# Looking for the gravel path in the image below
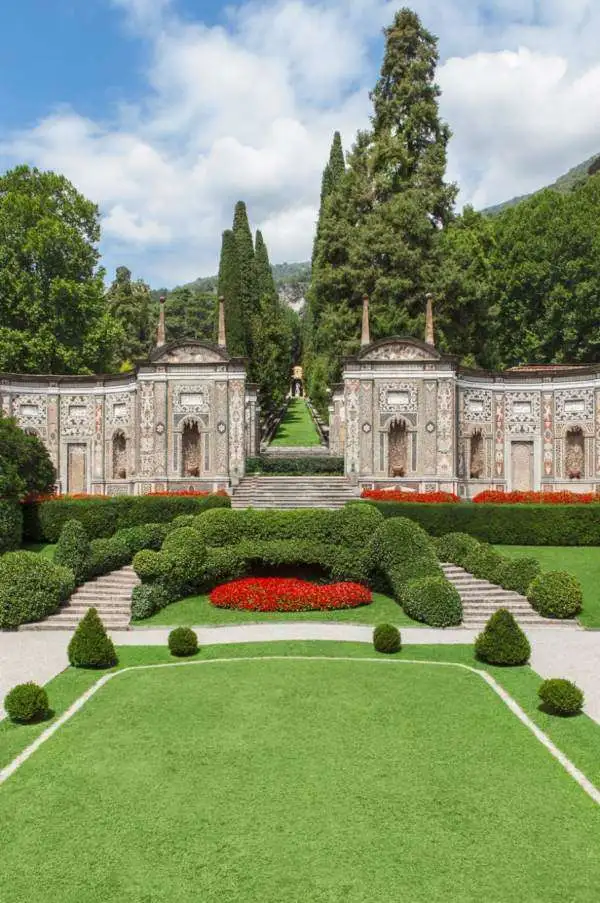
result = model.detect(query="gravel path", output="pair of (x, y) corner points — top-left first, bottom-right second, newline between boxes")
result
(3, 623), (599, 723)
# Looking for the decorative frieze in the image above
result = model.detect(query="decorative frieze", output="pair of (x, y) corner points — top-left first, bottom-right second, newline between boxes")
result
(505, 392), (540, 434)
(494, 394), (505, 477)
(436, 381), (453, 476)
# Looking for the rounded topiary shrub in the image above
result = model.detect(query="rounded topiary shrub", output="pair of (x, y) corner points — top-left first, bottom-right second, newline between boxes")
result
(88, 534), (131, 578)
(131, 584), (174, 620)
(538, 678), (584, 716)
(336, 503), (384, 549)
(54, 519), (91, 584)
(0, 551), (75, 629)
(68, 607), (118, 669)
(133, 549), (167, 582)
(373, 624), (401, 654)
(168, 627), (199, 657)
(527, 572), (583, 619)
(474, 608), (531, 666)
(369, 517), (440, 592)
(402, 576), (463, 627)
(498, 557), (541, 596)
(463, 544), (504, 584)
(434, 532), (480, 567)
(4, 682), (49, 723)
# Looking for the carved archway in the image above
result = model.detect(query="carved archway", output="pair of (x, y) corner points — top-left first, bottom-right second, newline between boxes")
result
(112, 430), (127, 479)
(565, 426), (585, 479)
(182, 419), (202, 477)
(388, 418), (408, 477)
(469, 430), (484, 479)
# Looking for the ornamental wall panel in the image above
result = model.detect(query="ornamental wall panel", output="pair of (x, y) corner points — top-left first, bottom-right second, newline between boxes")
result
(435, 381), (453, 476)
(423, 381), (437, 473)
(345, 380), (360, 475)
(359, 381), (373, 473)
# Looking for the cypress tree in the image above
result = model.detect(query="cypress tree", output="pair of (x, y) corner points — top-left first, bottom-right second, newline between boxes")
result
(254, 230), (278, 305)
(232, 201), (259, 358)
(217, 229), (245, 356)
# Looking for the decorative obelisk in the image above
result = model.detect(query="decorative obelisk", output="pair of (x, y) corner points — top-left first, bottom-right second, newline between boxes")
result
(217, 296), (227, 348)
(361, 294), (371, 347)
(425, 293), (435, 347)
(156, 295), (166, 348)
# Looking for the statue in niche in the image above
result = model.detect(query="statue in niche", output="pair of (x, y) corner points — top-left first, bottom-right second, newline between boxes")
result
(565, 427), (584, 479)
(469, 431), (484, 479)
(389, 420), (408, 477)
(182, 421), (201, 477)
(112, 431), (127, 480)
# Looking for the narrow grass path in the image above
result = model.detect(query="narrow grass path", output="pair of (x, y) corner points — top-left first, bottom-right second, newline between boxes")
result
(496, 545), (600, 627)
(270, 397), (322, 446)
(1, 648), (599, 903)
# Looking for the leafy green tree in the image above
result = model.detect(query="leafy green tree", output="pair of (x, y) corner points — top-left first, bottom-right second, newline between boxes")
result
(106, 266), (153, 363)
(163, 286), (217, 345)
(217, 229), (245, 356)
(0, 165), (122, 374)
(0, 413), (55, 499)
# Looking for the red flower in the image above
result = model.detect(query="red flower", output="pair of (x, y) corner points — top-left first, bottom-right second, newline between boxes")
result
(361, 489), (459, 503)
(209, 577), (372, 612)
(472, 490), (600, 504)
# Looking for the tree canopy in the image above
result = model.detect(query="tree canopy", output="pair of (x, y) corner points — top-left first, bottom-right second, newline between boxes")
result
(0, 413), (55, 500)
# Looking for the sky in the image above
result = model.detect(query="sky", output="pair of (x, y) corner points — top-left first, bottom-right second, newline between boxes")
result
(2, 0), (600, 287)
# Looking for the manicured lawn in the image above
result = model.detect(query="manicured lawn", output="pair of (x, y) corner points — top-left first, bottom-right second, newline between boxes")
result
(270, 397), (322, 446)
(136, 591), (422, 627)
(1, 644), (599, 902)
(496, 545), (600, 628)
(21, 542), (55, 559)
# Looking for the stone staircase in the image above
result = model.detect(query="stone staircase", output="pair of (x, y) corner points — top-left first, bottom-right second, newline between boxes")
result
(441, 563), (575, 629)
(20, 565), (139, 631)
(232, 476), (360, 509)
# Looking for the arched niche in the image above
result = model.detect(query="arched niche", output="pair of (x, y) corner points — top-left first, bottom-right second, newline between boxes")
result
(388, 418), (408, 477)
(565, 426), (585, 479)
(181, 419), (202, 477)
(469, 429), (485, 479)
(112, 430), (128, 479)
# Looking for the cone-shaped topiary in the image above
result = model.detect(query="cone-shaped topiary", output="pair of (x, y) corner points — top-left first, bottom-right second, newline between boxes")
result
(54, 519), (90, 584)
(68, 607), (118, 669)
(168, 627), (199, 657)
(373, 623), (401, 654)
(538, 678), (584, 716)
(4, 682), (49, 723)
(474, 608), (531, 666)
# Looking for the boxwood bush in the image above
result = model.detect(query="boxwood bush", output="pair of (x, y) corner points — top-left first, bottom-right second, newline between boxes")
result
(527, 572), (583, 618)
(434, 532), (480, 567)
(54, 519), (91, 584)
(168, 626), (199, 657)
(0, 551), (74, 629)
(246, 455), (344, 475)
(368, 517), (441, 595)
(498, 557), (541, 596)
(538, 678), (584, 716)
(373, 624), (401, 654)
(474, 609), (531, 666)
(462, 544), (505, 584)
(131, 583), (175, 620)
(402, 576), (463, 627)
(0, 500), (23, 554)
(67, 607), (117, 669)
(4, 682), (49, 723)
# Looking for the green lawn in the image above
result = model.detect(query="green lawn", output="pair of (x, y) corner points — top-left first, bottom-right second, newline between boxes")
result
(21, 542), (55, 559)
(136, 591), (422, 627)
(270, 397), (322, 446)
(1, 643), (599, 902)
(496, 545), (600, 628)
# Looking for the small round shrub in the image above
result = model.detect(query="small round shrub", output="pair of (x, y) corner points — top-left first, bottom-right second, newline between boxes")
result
(131, 584), (174, 620)
(0, 552), (75, 628)
(538, 678), (584, 716)
(498, 557), (541, 596)
(474, 609), (531, 666)
(54, 519), (91, 584)
(527, 572), (583, 619)
(434, 532), (480, 567)
(373, 624), (401, 654)
(463, 544), (504, 584)
(133, 549), (167, 582)
(168, 627), (199, 657)
(402, 576), (463, 627)
(68, 607), (118, 669)
(170, 514), (196, 530)
(4, 682), (49, 723)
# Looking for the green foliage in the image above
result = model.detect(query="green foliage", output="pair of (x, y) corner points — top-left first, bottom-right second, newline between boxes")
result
(245, 456), (344, 475)
(54, 519), (91, 584)
(474, 609), (531, 666)
(373, 623), (401, 654)
(364, 500), (600, 546)
(336, 503), (385, 549)
(88, 535), (131, 578)
(0, 165), (122, 374)
(168, 627), (199, 657)
(0, 412), (55, 501)
(0, 551), (74, 628)
(133, 549), (166, 582)
(538, 678), (584, 716)
(463, 544), (505, 584)
(131, 583), (174, 620)
(217, 229), (245, 356)
(434, 532), (481, 567)
(204, 547), (246, 586)
(498, 557), (541, 596)
(161, 285), (217, 346)
(67, 607), (117, 669)
(0, 500), (23, 554)
(4, 682), (49, 724)
(233, 201), (259, 359)
(368, 516), (441, 596)
(527, 572), (583, 619)
(402, 576), (463, 627)
(106, 266), (153, 363)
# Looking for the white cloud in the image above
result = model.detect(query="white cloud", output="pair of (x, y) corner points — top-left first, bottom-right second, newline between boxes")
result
(2, 0), (600, 285)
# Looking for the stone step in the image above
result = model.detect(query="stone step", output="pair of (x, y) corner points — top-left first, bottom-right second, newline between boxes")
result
(72, 586), (135, 597)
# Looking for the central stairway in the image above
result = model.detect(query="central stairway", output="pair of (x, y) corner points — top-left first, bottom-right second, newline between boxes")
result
(232, 476), (360, 509)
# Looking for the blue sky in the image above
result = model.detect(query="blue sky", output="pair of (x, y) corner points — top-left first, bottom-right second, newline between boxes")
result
(1, 1), (600, 287)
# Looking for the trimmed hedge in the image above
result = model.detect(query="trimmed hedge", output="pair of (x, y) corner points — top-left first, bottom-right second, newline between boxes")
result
(402, 576), (463, 627)
(364, 500), (600, 546)
(246, 456), (344, 475)
(373, 624), (401, 654)
(4, 682), (49, 723)
(434, 532), (480, 568)
(368, 517), (441, 598)
(0, 500), (22, 554)
(498, 557), (541, 596)
(23, 493), (230, 543)
(0, 551), (74, 629)
(474, 609), (531, 666)
(54, 519), (90, 584)
(463, 544), (505, 584)
(538, 678), (584, 716)
(168, 627), (198, 657)
(527, 572), (583, 619)
(68, 607), (117, 668)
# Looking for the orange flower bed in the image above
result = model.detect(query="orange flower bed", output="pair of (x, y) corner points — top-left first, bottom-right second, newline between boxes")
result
(361, 489), (460, 503)
(145, 490), (229, 497)
(209, 577), (372, 612)
(473, 490), (600, 504)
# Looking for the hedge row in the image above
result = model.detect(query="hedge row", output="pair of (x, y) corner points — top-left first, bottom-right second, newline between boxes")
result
(23, 493), (230, 543)
(245, 456), (344, 475)
(365, 501), (600, 546)
(0, 500), (23, 554)
(0, 551), (74, 629)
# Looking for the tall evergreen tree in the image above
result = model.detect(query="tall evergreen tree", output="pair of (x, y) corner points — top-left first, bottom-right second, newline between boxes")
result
(106, 266), (153, 364)
(254, 230), (278, 305)
(232, 201), (258, 358)
(217, 229), (245, 356)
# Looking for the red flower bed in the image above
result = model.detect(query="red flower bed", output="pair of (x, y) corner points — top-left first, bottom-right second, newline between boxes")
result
(473, 490), (600, 504)
(145, 490), (229, 497)
(361, 489), (459, 503)
(209, 577), (372, 612)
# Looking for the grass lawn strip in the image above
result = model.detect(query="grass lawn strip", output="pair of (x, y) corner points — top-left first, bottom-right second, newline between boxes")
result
(495, 545), (600, 627)
(270, 397), (322, 446)
(1, 653), (599, 902)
